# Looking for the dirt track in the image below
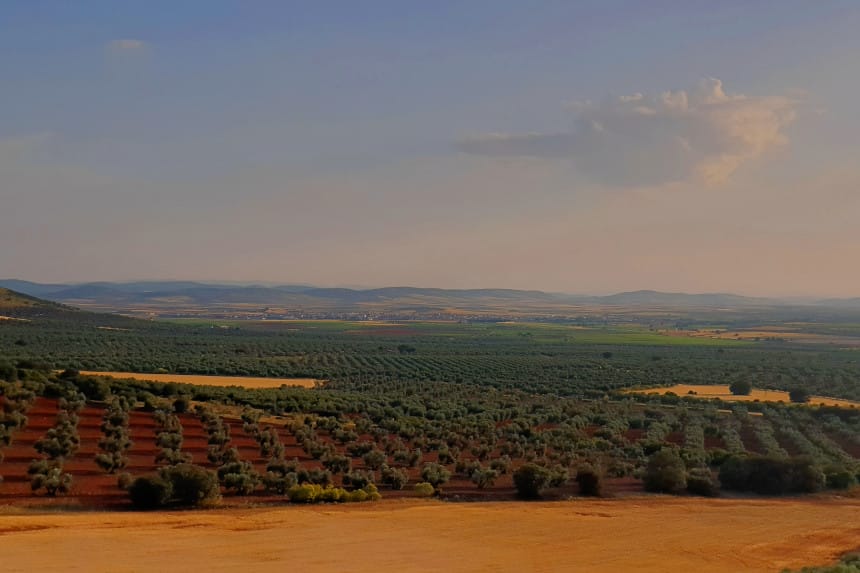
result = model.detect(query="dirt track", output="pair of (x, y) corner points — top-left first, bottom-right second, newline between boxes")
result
(2, 497), (858, 572)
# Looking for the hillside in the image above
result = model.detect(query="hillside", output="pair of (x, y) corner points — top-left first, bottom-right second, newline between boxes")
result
(0, 288), (68, 314)
(0, 280), (779, 314)
(6, 280), (860, 322)
(0, 287), (143, 328)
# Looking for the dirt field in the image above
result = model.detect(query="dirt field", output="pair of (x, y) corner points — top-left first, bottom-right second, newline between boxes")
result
(77, 371), (320, 389)
(629, 384), (860, 408)
(1, 497), (858, 572)
(667, 328), (860, 347)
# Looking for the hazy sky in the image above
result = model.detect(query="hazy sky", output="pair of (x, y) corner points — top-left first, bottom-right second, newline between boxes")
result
(2, 1), (860, 296)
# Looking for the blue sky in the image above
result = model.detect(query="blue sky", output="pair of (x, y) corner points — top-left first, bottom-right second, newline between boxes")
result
(2, 2), (859, 295)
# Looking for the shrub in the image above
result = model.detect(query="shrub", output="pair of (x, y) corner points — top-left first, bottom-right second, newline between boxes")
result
(217, 461), (259, 495)
(393, 448), (422, 468)
(305, 468), (333, 487)
(548, 465), (569, 487)
(789, 388), (811, 404)
(158, 463), (221, 506)
(72, 376), (111, 401)
(286, 483), (380, 504)
(287, 483), (320, 503)
(489, 456), (512, 475)
(414, 482), (435, 497)
(686, 468), (718, 497)
(707, 448), (731, 467)
(117, 472), (133, 490)
(322, 454), (351, 474)
(173, 396), (190, 414)
(729, 380), (752, 396)
(380, 465), (409, 490)
(421, 463), (451, 488)
(513, 463), (552, 499)
(644, 449), (687, 494)
(824, 465), (857, 490)
(471, 467), (499, 489)
(129, 475), (172, 509)
(719, 455), (825, 495)
(343, 470), (374, 490)
(263, 470), (298, 495)
(362, 449), (387, 471)
(31, 466), (73, 496)
(575, 464), (604, 497)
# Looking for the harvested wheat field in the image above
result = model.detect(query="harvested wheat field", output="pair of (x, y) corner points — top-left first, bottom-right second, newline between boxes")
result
(77, 371), (320, 389)
(629, 384), (860, 408)
(2, 498), (859, 573)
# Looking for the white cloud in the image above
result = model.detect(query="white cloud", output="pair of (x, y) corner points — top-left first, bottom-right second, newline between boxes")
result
(459, 78), (799, 186)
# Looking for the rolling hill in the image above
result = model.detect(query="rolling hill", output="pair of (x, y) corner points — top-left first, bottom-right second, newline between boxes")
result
(3, 280), (860, 320)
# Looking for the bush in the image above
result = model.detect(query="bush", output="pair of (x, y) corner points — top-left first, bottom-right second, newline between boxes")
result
(789, 388), (811, 404)
(286, 483), (381, 504)
(414, 482), (435, 497)
(129, 475), (172, 509)
(362, 449), (387, 470)
(322, 454), (351, 474)
(380, 465), (409, 490)
(513, 463), (552, 499)
(288, 483), (321, 503)
(217, 461), (259, 495)
(729, 380), (752, 396)
(824, 465), (857, 490)
(130, 464), (221, 508)
(471, 467), (499, 489)
(686, 468), (718, 497)
(719, 455), (825, 495)
(421, 463), (451, 488)
(31, 466), (73, 496)
(343, 470), (374, 490)
(117, 472), (133, 490)
(173, 396), (191, 414)
(72, 376), (111, 401)
(575, 464), (604, 497)
(644, 449), (687, 494)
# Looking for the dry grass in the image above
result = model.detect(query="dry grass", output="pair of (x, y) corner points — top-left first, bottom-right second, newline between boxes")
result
(77, 371), (320, 389)
(1, 498), (858, 572)
(628, 384), (860, 408)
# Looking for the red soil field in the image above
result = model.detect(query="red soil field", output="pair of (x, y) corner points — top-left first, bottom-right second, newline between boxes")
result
(1, 397), (857, 509)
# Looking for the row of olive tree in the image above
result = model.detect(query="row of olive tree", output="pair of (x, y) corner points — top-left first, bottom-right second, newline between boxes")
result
(0, 380), (36, 486)
(96, 396), (133, 473)
(28, 393), (85, 496)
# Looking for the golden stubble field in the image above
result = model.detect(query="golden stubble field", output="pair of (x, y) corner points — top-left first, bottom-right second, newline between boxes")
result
(629, 384), (860, 408)
(77, 371), (320, 389)
(2, 497), (858, 573)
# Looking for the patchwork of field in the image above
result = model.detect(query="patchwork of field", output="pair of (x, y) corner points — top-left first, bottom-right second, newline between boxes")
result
(2, 498), (859, 573)
(671, 327), (860, 347)
(628, 384), (860, 408)
(77, 372), (320, 389)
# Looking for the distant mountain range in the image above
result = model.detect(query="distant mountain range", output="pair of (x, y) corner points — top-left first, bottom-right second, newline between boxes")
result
(2, 280), (857, 315)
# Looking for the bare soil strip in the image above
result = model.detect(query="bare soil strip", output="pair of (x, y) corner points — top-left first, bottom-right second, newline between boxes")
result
(77, 371), (319, 389)
(628, 384), (860, 408)
(2, 498), (859, 573)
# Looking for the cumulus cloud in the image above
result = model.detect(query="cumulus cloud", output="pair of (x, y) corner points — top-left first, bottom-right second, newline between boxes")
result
(107, 39), (147, 52)
(459, 78), (798, 186)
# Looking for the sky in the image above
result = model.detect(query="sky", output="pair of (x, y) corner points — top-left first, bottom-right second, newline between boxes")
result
(2, 1), (860, 296)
